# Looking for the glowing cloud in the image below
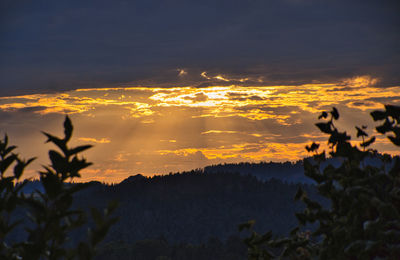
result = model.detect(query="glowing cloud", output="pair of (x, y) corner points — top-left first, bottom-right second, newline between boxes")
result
(78, 137), (111, 144)
(200, 71), (211, 79)
(0, 75), (399, 182)
(177, 69), (187, 76)
(201, 130), (238, 135)
(214, 75), (230, 82)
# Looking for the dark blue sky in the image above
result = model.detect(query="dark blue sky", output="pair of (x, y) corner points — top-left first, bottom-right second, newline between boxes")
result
(1, 0), (399, 96)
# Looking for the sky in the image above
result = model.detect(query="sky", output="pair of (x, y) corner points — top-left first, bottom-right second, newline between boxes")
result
(0, 0), (399, 182)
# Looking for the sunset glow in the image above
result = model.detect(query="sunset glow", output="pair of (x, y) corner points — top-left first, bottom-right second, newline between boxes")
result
(0, 76), (399, 182)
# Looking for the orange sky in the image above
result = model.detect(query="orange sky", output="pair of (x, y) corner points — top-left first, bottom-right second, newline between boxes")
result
(0, 75), (399, 183)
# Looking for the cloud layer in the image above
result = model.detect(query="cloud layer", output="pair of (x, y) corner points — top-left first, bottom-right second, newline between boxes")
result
(1, 0), (399, 96)
(0, 76), (399, 182)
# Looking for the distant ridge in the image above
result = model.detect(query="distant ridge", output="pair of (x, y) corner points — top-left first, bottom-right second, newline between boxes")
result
(75, 169), (320, 244)
(11, 168), (325, 245)
(115, 161), (309, 185)
(203, 161), (308, 183)
(201, 154), (395, 184)
(119, 174), (146, 185)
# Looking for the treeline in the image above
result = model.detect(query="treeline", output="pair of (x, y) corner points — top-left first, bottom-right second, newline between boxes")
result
(204, 161), (307, 183)
(203, 156), (389, 183)
(72, 170), (324, 244)
(11, 168), (325, 258)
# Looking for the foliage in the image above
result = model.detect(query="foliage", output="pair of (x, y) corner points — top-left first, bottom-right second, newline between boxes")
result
(0, 116), (118, 259)
(242, 105), (400, 259)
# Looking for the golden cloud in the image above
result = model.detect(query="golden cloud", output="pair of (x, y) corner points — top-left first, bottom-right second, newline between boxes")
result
(1, 76), (398, 123)
(78, 137), (111, 144)
(1, 75), (400, 183)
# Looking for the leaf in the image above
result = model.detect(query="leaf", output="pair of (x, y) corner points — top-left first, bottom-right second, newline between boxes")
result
(4, 145), (17, 157)
(328, 130), (351, 145)
(64, 116), (73, 142)
(360, 136), (375, 148)
(331, 107), (339, 120)
(376, 119), (392, 134)
(68, 145), (92, 156)
(388, 135), (400, 146)
(315, 122), (332, 134)
(0, 154), (17, 173)
(13, 160), (25, 179)
(68, 156), (92, 178)
(385, 105), (400, 119)
(370, 110), (386, 121)
(318, 111), (328, 119)
(306, 142), (319, 152)
(14, 157), (36, 179)
(355, 126), (368, 137)
(0, 134), (9, 150)
(42, 132), (67, 154)
(49, 150), (67, 174)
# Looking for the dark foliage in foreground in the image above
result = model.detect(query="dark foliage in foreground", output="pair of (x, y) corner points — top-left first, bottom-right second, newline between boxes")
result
(0, 117), (117, 259)
(242, 105), (400, 259)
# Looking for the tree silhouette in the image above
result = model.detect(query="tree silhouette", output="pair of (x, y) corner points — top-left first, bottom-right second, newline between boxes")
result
(0, 116), (118, 259)
(241, 105), (400, 259)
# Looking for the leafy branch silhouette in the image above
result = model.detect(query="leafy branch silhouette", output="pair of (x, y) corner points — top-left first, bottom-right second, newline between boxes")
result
(0, 116), (118, 259)
(241, 105), (400, 259)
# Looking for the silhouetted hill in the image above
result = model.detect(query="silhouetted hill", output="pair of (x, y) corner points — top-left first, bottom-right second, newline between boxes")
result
(203, 155), (394, 184)
(15, 157), (389, 245)
(119, 174), (146, 185)
(10, 163), (329, 259)
(73, 170), (323, 245)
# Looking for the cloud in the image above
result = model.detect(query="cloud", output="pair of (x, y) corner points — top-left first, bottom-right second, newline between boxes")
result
(1, 78), (400, 182)
(200, 72), (211, 80)
(177, 69), (187, 77)
(78, 137), (111, 144)
(201, 130), (238, 135)
(183, 92), (208, 102)
(214, 75), (230, 82)
(0, 1), (399, 96)
(342, 76), (379, 88)
(1, 78), (398, 122)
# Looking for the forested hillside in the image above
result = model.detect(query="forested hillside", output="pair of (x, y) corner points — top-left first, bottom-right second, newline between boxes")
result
(204, 161), (306, 183)
(73, 170), (323, 244)
(9, 167), (319, 259)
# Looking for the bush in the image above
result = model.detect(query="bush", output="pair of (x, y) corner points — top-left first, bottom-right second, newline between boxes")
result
(241, 105), (400, 259)
(0, 116), (118, 259)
